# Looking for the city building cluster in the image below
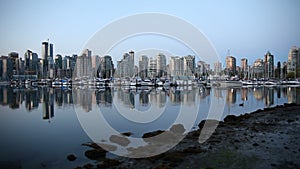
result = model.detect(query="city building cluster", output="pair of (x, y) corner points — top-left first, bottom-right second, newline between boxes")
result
(0, 40), (299, 82)
(215, 47), (300, 80)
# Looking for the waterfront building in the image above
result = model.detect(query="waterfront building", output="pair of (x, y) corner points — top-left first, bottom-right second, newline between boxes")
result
(214, 61), (222, 76)
(99, 55), (114, 78)
(241, 58), (248, 79)
(225, 56), (236, 76)
(8, 52), (19, 76)
(287, 46), (300, 78)
(24, 50), (39, 76)
(252, 58), (264, 79)
(139, 55), (149, 79)
(41, 41), (54, 78)
(196, 61), (207, 77)
(264, 51), (274, 79)
(156, 53), (167, 77)
(183, 55), (195, 76)
(169, 56), (183, 77)
(0, 56), (13, 81)
(148, 57), (157, 78)
(115, 51), (135, 78)
(76, 49), (92, 78)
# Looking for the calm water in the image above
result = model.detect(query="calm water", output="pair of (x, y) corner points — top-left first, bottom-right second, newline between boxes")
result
(0, 85), (299, 168)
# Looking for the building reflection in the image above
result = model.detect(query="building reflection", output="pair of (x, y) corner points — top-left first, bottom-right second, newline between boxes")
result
(264, 87), (274, 107)
(1, 86), (300, 121)
(241, 88), (248, 101)
(0, 86), (73, 121)
(252, 87), (264, 101)
(287, 87), (300, 104)
(226, 88), (237, 105)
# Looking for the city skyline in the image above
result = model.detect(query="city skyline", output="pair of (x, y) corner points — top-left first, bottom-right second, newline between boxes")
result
(0, 0), (300, 65)
(1, 42), (300, 81)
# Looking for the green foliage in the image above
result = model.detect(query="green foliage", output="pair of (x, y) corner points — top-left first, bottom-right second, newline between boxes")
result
(286, 72), (295, 79)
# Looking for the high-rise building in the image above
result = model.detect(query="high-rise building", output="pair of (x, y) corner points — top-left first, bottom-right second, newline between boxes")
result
(252, 58), (264, 79)
(148, 57), (157, 78)
(197, 61), (207, 76)
(76, 49), (92, 78)
(24, 50), (39, 75)
(241, 58), (248, 79)
(225, 56), (236, 75)
(287, 46), (300, 77)
(116, 51), (135, 78)
(0, 56), (13, 81)
(139, 55), (148, 79)
(55, 54), (62, 78)
(169, 56), (183, 77)
(241, 58), (248, 72)
(91, 55), (100, 77)
(41, 41), (54, 78)
(264, 51), (274, 79)
(100, 55), (114, 78)
(214, 62), (222, 75)
(183, 55), (195, 76)
(156, 53), (166, 77)
(8, 52), (19, 76)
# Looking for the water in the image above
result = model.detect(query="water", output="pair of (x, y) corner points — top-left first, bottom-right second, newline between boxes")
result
(0, 85), (299, 168)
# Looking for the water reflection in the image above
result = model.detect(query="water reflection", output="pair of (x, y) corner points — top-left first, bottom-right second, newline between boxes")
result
(0, 86), (300, 120)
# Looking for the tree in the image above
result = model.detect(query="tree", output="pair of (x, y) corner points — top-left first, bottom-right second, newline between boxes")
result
(286, 72), (295, 79)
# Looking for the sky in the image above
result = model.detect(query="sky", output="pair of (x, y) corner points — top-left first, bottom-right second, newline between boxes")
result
(0, 0), (299, 67)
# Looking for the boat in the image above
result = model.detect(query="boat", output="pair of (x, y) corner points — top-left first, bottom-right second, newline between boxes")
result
(141, 79), (154, 86)
(242, 80), (258, 86)
(216, 80), (243, 87)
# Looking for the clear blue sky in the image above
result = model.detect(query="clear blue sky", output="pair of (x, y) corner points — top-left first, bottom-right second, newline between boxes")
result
(0, 0), (299, 66)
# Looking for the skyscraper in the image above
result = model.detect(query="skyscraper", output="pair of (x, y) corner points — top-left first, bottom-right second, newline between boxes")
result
(139, 55), (149, 79)
(287, 46), (300, 78)
(100, 55), (114, 78)
(253, 58), (264, 79)
(24, 50), (39, 75)
(0, 56), (12, 81)
(214, 62), (222, 75)
(241, 58), (248, 79)
(41, 41), (54, 78)
(225, 56), (236, 76)
(183, 55), (195, 76)
(197, 61), (207, 76)
(8, 52), (19, 76)
(148, 57), (157, 78)
(156, 53), (166, 77)
(264, 51), (274, 79)
(169, 56), (183, 77)
(76, 49), (92, 78)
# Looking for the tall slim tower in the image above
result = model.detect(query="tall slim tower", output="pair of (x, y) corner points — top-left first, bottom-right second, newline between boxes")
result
(41, 40), (54, 78)
(156, 53), (166, 77)
(264, 51), (274, 79)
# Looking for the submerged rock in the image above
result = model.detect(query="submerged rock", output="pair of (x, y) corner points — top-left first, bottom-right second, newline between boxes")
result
(67, 154), (77, 161)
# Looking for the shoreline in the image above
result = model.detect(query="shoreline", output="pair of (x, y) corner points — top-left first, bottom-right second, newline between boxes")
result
(77, 103), (300, 169)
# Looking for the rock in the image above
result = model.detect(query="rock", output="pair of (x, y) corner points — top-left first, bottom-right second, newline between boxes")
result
(170, 124), (185, 134)
(109, 135), (130, 147)
(97, 159), (122, 168)
(142, 130), (165, 138)
(224, 115), (239, 123)
(122, 132), (132, 137)
(154, 164), (172, 169)
(67, 154), (77, 161)
(253, 143), (259, 146)
(85, 149), (106, 160)
(82, 163), (94, 169)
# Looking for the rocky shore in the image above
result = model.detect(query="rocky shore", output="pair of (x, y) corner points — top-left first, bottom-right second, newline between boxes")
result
(74, 103), (300, 169)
